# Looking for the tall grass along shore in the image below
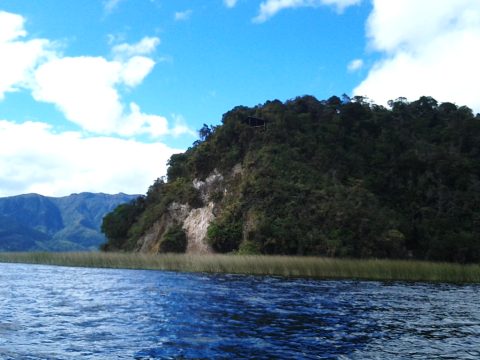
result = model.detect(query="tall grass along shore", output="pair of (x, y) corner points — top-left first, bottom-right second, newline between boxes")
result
(0, 252), (479, 283)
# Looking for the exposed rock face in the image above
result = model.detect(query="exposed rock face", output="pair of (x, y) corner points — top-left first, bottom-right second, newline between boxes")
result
(137, 216), (169, 253)
(183, 202), (215, 254)
(137, 202), (190, 253)
(136, 167), (236, 254)
(193, 170), (224, 203)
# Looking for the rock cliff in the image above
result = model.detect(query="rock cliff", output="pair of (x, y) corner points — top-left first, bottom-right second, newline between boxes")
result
(135, 169), (236, 254)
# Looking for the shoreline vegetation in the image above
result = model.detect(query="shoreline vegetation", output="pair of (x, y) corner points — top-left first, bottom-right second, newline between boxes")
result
(0, 252), (479, 283)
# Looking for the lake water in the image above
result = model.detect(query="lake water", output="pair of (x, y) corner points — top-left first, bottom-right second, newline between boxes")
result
(0, 263), (479, 359)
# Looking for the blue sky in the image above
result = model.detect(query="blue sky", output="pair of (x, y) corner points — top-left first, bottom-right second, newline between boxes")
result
(0, 0), (479, 196)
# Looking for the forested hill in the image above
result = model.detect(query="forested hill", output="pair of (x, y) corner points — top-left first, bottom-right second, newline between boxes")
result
(102, 95), (480, 263)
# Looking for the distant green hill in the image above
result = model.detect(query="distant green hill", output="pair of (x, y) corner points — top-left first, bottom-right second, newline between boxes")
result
(101, 95), (480, 263)
(0, 193), (137, 251)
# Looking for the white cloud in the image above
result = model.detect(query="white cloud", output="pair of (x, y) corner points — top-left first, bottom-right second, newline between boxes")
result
(170, 114), (198, 138)
(354, 0), (480, 113)
(224, 0), (238, 8)
(174, 10), (193, 21)
(29, 35), (180, 138)
(0, 11), (53, 99)
(253, 0), (361, 22)
(321, 0), (362, 11)
(365, 0), (478, 53)
(347, 58), (363, 72)
(123, 102), (169, 137)
(0, 120), (182, 197)
(0, 11), (195, 197)
(32, 56), (125, 134)
(0, 11), (26, 42)
(31, 53), (193, 138)
(112, 36), (160, 60)
(120, 56), (156, 87)
(0, 13), (190, 140)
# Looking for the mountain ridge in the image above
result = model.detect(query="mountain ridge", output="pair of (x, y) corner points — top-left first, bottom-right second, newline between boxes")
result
(0, 192), (138, 251)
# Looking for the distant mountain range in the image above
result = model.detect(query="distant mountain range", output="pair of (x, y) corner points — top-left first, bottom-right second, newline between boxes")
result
(0, 192), (138, 252)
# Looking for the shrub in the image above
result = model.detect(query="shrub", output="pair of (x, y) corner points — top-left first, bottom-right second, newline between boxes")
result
(238, 240), (261, 255)
(207, 218), (242, 253)
(159, 225), (187, 253)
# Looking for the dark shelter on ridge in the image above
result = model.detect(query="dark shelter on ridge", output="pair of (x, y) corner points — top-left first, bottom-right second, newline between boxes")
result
(244, 116), (267, 129)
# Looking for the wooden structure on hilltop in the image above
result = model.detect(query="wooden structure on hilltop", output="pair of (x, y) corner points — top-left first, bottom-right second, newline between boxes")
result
(244, 116), (267, 130)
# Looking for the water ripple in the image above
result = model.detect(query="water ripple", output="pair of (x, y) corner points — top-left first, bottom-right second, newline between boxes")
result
(0, 263), (479, 359)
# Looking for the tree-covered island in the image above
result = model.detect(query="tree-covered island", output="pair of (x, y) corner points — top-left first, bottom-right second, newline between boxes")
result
(101, 95), (480, 263)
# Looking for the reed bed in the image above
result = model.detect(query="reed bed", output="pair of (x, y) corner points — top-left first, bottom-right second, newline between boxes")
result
(0, 252), (479, 283)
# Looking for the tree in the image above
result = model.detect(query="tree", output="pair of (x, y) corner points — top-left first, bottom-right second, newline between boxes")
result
(198, 123), (212, 141)
(160, 225), (187, 253)
(101, 197), (145, 250)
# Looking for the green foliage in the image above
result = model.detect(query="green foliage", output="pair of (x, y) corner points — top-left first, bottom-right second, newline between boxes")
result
(100, 197), (145, 251)
(198, 123), (213, 141)
(159, 225), (187, 253)
(102, 94), (480, 263)
(101, 177), (202, 251)
(209, 190), (224, 203)
(167, 153), (190, 181)
(207, 214), (243, 253)
(238, 240), (262, 255)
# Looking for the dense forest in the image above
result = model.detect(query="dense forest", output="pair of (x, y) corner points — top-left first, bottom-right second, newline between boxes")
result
(102, 95), (480, 263)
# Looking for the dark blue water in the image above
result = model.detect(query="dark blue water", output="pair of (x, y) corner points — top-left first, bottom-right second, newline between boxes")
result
(0, 263), (479, 359)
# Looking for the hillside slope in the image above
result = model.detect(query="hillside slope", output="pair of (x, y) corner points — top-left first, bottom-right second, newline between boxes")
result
(102, 95), (480, 262)
(0, 192), (137, 251)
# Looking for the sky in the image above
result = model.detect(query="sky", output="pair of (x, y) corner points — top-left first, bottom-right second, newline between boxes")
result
(0, 0), (479, 197)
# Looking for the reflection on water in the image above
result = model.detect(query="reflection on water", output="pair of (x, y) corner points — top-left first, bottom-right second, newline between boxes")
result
(0, 263), (479, 359)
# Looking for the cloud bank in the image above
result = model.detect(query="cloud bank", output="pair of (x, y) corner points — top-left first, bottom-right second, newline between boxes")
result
(0, 10), (192, 196)
(0, 13), (190, 138)
(30, 36), (178, 138)
(354, 0), (480, 113)
(0, 120), (181, 197)
(253, 0), (361, 22)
